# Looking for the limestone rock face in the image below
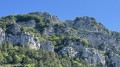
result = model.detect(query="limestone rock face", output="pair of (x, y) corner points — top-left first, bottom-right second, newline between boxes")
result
(17, 20), (36, 27)
(4, 23), (40, 49)
(41, 42), (54, 52)
(60, 46), (78, 57)
(42, 26), (54, 35)
(0, 28), (5, 44)
(8, 23), (21, 35)
(68, 40), (84, 52)
(6, 32), (40, 49)
(29, 11), (51, 18)
(29, 11), (62, 23)
(109, 55), (120, 67)
(51, 15), (62, 23)
(65, 20), (74, 27)
(66, 16), (108, 32)
(79, 30), (120, 53)
(82, 48), (105, 65)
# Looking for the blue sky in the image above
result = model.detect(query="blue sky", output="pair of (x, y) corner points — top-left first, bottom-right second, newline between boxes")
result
(0, 0), (120, 31)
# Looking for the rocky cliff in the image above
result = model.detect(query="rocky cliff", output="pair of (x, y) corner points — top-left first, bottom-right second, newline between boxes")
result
(0, 11), (120, 67)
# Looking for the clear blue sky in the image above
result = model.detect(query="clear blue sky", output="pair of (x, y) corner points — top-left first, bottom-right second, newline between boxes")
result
(0, 0), (120, 31)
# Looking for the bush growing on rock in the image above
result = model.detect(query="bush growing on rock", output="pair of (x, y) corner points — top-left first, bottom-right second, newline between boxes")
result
(16, 14), (43, 23)
(82, 39), (90, 47)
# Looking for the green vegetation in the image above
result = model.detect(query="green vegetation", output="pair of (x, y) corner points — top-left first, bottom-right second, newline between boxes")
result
(16, 14), (43, 23)
(54, 22), (68, 28)
(82, 39), (90, 48)
(0, 14), (107, 67)
(48, 34), (69, 52)
(0, 21), (8, 31)
(74, 17), (82, 22)
(0, 42), (93, 67)
(36, 20), (50, 32)
(1, 15), (17, 22)
(21, 26), (38, 35)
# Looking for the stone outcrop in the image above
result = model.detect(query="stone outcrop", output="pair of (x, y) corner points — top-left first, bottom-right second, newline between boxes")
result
(66, 16), (108, 32)
(5, 23), (40, 49)
(60, 46), (78, 57)
(79, 30), (120, 53)
(109, 55), (120, 67)
(29, 11), (51, 19)
(51, 15), (62, 23)
(68, 40), (84, 52)
(41, 42), (54, 52)
(61, 40), (105, 65)
(17, 20), (36, 27)
(82, 48), (105, 65)
(7, 23), (21, 35)
(0, 28), (5, 44)
(29, 11), (62, 23)
(42, 26), (54, 35)
(6, 32), (40, 49)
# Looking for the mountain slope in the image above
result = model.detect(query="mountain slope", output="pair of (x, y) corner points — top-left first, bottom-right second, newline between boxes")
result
(0, 11), (120, 67)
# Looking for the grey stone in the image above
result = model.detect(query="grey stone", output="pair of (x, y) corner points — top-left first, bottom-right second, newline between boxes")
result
(82, 48), (105, 65)
(10, 23), (21, 35)
(109, 55), (120, 67)
(0, 28), (5, 44)
(17, 20), (36, 27)
(29, 11), (62, 23)
(60, 46), (78, 57)
(41, 42), (54, 52)
(6, 32), (40, 49)
(65, 16), (108, 32)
